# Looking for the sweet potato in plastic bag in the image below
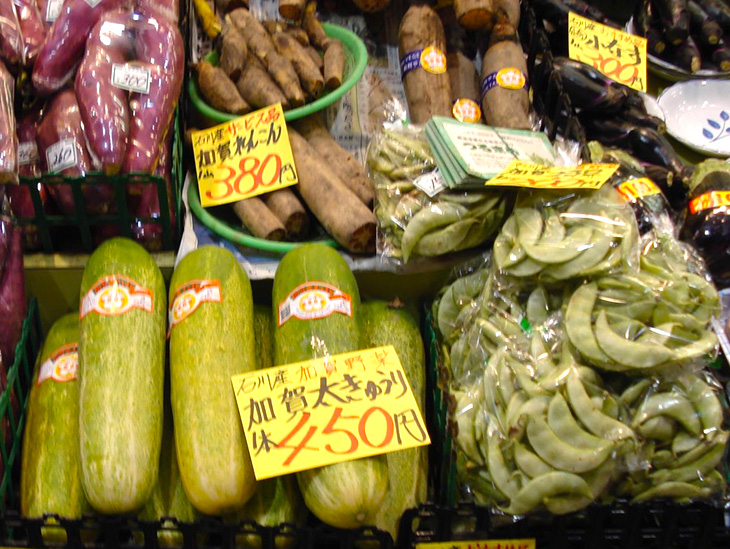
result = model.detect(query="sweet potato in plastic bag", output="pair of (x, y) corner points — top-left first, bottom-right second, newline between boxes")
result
(75, 9), (134, 175)
(14, 0), (45, 66)
(0, 218), (26, 369)
(0, 60), (17, 185)
(36, 89), (114, 215)
(134, 0), (178, 23)
(0, 0), (24, 66)
(121, 11), (183, 174)
(32, 0), (129, 95)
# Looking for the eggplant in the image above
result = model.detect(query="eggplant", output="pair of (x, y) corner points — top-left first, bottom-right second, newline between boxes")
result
(531, 0), (616, 27)
(552, 59), (629, 113)
(706, 38), (730, 70)
(636, 0), (669, 55)
(652, 0), (690, 45)
(643, 163), (688, 209)
(0, 218), (25, 369)
(629, 126), (689, 181)
(702, 0), (730, 30)
(581, 116), (634, 145)
(619, 105), (667, 133)
(687, 0), (723, 46)
(658, 34), (702, 71)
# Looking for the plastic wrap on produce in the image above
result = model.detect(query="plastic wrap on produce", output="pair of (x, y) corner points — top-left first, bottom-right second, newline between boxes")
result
(0, 60), (18, 185)
(432, 184), (727, 516)
(367, 119), (510, 264)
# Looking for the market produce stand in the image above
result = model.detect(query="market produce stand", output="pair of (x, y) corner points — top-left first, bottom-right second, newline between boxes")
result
(2, 0), (730, 547)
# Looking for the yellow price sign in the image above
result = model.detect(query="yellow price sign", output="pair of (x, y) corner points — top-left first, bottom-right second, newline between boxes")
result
(231, 345), (430, 480)
(416, 540), (536, 549)
(568, 11), (647, 92)
(192, 103), (298, 207)
(486, 161), (619, 190)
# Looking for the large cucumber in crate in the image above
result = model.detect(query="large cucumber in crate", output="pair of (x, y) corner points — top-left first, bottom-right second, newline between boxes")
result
(21, 313), (89, 542)
(169, 245), (257, 515)
(79, 238), (166, 513)
(272, 244), (389, 529)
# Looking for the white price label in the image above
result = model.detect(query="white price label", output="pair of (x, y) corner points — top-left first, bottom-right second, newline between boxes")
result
(46, 139), (77, 174)
(18, 142), (39, 165)
(45, 0), (64, 22)
(414, 169), (446, 198)
(111, 64), (151, 94)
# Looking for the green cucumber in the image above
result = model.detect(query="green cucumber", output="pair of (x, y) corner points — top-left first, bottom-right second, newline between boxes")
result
(21, 313), (89, 543)
(138, 387), (199, 548)
(272, 244), (389, 529)
(79, 238), (166, 514)
(361, 301), (428, 540)
(170, 245), (257, 515)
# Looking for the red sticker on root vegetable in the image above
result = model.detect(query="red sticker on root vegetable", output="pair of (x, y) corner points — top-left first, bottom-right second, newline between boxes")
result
(278, 282), (352, 326)
(38, 343), (79, 385)
(689, 191), (730, 214)
(80, 275), (153, 318)
(169, 279), (222, 328)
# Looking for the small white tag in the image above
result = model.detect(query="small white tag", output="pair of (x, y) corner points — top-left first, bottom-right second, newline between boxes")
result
(45, 0), (64, 22)
(18, 142), (39, 166)
(413, 169), (446, 198)
(111, 64), (151, 94)
(84, 0), (104, 7)
(46, 139), (77, 173)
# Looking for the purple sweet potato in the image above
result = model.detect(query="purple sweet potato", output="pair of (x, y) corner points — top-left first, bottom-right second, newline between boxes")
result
(31, 0), (129, 95)
(0, 1), (23, 66)
(134, 0), (179, 24)
(37, 89), (114, 214)
(121, 12), (183, 174)
(0, 219), (9, 280)
(14, 0), (45, 66)
(0, 61), (18, 185)
(0, 219), (26, 369)
(75, 9), (133, 175)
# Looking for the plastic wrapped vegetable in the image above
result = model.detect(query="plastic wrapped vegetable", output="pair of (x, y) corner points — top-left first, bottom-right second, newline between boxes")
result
(14, 0), (44, 66)
(0, 0), (23, 66)
(121, 9), (184, 174)
(36, 89), (114, 215)
(75, 9), (133, 175)
(32, 0), (128, 95)
(0, 60), (17, 185)
(0, 218), (26, 368)
(367, 122), (509, 264)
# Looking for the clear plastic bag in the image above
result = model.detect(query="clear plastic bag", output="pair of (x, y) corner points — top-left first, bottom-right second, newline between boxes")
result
(0, 60), (17, 185)
(367, 121), (511, 264)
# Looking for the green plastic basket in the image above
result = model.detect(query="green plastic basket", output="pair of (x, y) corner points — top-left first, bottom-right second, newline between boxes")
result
(13, 108), (184, 254)
(188, 179), (338, 254)
(188, 23), (368, 127)
(0, 299), (41, 511)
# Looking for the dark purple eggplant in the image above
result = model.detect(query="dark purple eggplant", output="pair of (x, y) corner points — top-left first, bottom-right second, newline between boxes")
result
(643, 163), (688, 209)
(652, 0), (690, 45)
(0, 218), (25, 369)
(620, 105), (667, 133)
(688, 0), (723, 46)
(706, 38), (730, 70)
(701, 0), (730, 30)
(658, 34), (702, 71)
(552, 60), (629, 113)
(531, 0), (617, 27)
(629, 126), (689, 181)
(581, 116), (634, 145)
(636, 0), (669, 55)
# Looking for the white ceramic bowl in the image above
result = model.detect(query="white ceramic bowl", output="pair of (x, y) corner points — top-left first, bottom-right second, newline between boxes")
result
(657, 80), (730, 157)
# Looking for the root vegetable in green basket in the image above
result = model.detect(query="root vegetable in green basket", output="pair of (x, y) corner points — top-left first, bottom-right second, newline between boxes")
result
(236, 55), (290, 110)
(262, 188), (309, 239)
(220, 20), (248, 81)
(279, 0), (305, 20)
(232, 197), (287, 241)
(480, 22), (530, 129)
(399, 4), (453, 124)
(273, 31), (324, 97)
(454, 0), (494, 30)
(294, 114), (374, 206)
(305, 44), (323, 71)
(197, 59), (251, 115)
(229, 8), (306, 107)
(323, 38), (344, 91)
(288, 26), (310, 47)
(289, 129), (376, 253)
(303, 1), (328, 49)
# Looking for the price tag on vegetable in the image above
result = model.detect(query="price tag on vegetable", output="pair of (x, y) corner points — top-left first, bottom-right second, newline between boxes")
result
(231, 345), (430, 480)
(486, 161), (619, 190)
(416, 540), (535, 549)
(568, 11), (647, 92)
(192, 103), (298, 207)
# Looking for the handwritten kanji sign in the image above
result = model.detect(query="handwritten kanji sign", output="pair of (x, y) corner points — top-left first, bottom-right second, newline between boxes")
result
(192, 103), (298, 207)
(416, 541), (535, 549)
(231, 346), (430, 480)
(486, 161), (619, 190)
(568, 12), (647, 92)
